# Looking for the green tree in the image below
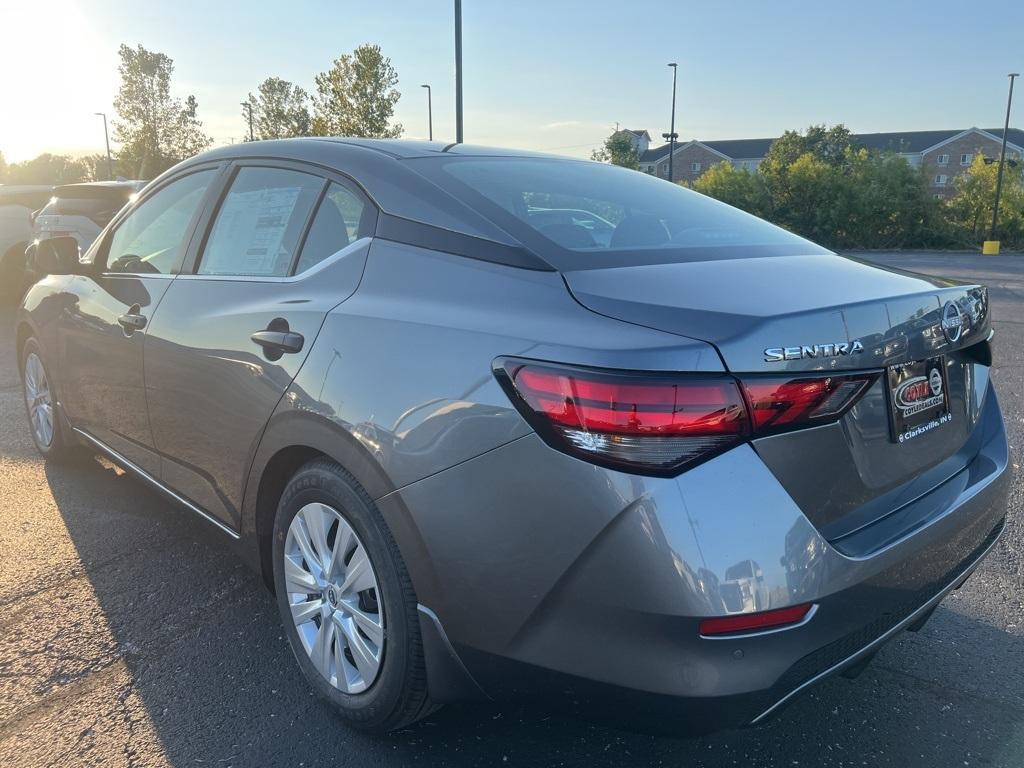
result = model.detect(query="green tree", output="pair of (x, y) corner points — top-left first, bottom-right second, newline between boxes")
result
(949, 154), (1024, 247)
(691, 161), (770, 217)
(112, 43), (212, 178)
(243, 77), (312, 140)
(591, 131), (640, 169)
(762, 124), (857, 170)
(312, 44), (402, 138)
(3, 153), (91, 184)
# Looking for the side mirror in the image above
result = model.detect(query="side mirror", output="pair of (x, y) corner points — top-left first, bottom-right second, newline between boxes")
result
(33, 237), (82, 276)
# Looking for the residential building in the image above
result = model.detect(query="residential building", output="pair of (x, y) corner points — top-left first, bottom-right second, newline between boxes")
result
(635, 127), (1024, 197)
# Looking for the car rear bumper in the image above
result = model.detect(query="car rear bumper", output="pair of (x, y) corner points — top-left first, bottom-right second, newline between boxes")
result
(379, 381), (1010, 731)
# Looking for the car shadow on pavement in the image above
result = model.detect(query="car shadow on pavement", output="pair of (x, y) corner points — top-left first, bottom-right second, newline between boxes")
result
(30, 449), (1024, 768)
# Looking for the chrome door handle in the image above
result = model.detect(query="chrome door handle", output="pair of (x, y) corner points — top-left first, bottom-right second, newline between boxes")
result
(250, 330), (304, 355)
(117, 310), (147, 333)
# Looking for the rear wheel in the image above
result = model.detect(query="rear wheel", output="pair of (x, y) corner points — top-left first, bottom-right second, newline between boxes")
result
(272, 457), (435, 732)
(21, 338), (73, 459)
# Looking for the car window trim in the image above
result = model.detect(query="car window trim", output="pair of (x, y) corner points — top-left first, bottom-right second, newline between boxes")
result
(96, 162), (229, 276)
(183, 158), (377, 278)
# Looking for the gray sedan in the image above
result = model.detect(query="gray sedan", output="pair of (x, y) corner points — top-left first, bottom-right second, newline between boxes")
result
(15, 139), (1009, 734)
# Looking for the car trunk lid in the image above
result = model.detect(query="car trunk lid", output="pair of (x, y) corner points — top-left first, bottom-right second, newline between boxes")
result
(563, 253), (993, 539)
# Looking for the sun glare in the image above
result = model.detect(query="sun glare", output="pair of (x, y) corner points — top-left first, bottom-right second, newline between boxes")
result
(0, 0), (117, 163)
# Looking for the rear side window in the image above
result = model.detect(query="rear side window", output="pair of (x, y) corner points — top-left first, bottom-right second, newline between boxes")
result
(293, 183), (372, 274)
(410, 157), (825, 269)
(105, 170), (215, 274)
(198, 167), (323, 277)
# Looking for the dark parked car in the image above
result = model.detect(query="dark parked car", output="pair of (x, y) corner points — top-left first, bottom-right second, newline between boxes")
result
(16, 139), (1009, 734)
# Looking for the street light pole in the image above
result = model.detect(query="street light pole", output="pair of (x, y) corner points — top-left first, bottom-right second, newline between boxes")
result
(667, 63), (678, 183)
(421, 84), (433, 141)
(990, 72), (1019, 242)
(94, 112), (113, 180)
(454, 0), (464, 143)
(241, 101), (254, 142)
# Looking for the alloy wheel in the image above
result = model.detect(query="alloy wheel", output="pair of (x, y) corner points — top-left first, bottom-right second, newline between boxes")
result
(283, 502), (385, 694)
(23, 352), (54, 449)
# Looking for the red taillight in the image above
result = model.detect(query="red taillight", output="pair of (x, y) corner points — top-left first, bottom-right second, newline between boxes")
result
(699, 603), (814, 636)
(499, 360), (749, 474)
(741, 373), (877, 435)
(496, 359), (876, 475)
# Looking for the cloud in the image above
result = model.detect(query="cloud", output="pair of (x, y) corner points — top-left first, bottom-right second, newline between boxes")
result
(542, 120), (584, 130)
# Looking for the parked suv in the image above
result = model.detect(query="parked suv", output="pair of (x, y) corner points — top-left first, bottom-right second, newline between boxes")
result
(0, 185), (53, 301)
(17, 139), (1009, 735)
(32, 180), (146, 251)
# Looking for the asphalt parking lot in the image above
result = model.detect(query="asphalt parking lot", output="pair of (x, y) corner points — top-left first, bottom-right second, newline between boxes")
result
(0, 251), (1021, 768)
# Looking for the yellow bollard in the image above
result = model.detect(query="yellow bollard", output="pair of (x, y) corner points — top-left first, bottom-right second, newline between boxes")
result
(982, 240), (1001, 255)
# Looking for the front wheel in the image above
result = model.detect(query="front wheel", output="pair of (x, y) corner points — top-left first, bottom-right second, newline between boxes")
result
(272, 457), (436, 732)
(21, 338), (73, 459)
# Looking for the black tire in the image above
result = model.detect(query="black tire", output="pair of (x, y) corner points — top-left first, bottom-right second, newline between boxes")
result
(272, 457), (436, 732)
(20, 337), (75, 459)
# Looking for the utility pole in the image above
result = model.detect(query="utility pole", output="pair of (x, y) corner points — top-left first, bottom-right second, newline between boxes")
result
(454, 0), (464, 143)
(990, 72), (1019, 242)
(665, 63), (679, 183)
(421, 84), (433, 140)
(94, 112), (113, 180)
(241, 101), (255, 142)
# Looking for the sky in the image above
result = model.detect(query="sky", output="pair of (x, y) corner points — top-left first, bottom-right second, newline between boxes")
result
(1, 0), (1022, 164)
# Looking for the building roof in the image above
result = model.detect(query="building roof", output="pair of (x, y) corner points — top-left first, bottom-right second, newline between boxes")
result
(638, 127), (1024, 163)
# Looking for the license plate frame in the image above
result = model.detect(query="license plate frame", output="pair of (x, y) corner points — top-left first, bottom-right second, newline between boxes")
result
(886, 356), (951, 443)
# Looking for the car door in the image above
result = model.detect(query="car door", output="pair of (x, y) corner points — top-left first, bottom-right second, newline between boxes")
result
(58, 166), (221, 475)
(144, 161), (377, 529)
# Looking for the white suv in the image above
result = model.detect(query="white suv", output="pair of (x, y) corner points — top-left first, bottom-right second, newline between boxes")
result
(32, 181), (146, 252)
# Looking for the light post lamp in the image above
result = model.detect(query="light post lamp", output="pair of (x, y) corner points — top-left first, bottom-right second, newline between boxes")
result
(241, 101), (255, 142)
(665, 63), (678, 182)
(421, 84), (433, 140)
(454, 0), (463, 143)
(94, 112), (113, 180)
(987, 73), (1019, 253)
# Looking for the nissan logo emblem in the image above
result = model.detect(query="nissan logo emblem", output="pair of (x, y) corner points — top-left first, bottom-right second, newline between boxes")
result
(940, 301), (963, 343)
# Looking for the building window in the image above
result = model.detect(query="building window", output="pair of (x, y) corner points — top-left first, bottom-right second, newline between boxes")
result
(937, 154), (949, 166)
(960, 153), (972, 165)
(933, 193), (944, 200)
(934, 174), (947, 186)
(691, 162), (702, 172)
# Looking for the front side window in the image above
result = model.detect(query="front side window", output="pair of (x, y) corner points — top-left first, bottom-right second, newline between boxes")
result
(198, 167), (323, 277)
(410, 156), (820, 269)
(105, 170), (215, 274)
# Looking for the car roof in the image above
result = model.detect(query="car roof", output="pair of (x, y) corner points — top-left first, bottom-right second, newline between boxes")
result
(0, 184), (54, 194)
(197, 137), (572, 162)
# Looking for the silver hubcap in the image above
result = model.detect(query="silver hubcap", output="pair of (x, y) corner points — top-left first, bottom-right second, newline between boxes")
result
(23, 352), (54, 448)
(284, 502), (385, 694)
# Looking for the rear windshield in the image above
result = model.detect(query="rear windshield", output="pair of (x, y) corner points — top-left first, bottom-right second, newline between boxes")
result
(39, 188), (137, 226)
(409, 157), (826, 269)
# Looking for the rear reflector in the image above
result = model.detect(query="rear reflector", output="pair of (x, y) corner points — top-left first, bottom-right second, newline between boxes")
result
(495, 359), (877, 475)
(699, 603), (814, 636)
